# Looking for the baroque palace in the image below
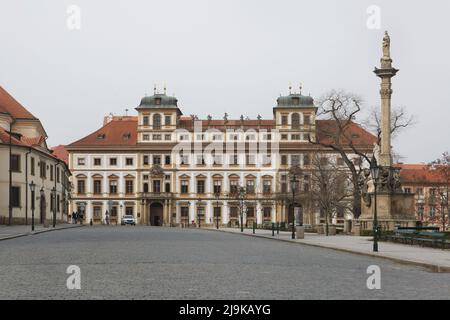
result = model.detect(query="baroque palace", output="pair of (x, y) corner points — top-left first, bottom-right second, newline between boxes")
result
(66, 89), (375, 227)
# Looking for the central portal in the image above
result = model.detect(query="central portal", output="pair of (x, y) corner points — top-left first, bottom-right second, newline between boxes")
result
(149, 202), (163, 226)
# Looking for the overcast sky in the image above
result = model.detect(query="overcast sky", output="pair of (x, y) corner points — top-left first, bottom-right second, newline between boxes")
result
(1, 0), (449, 163)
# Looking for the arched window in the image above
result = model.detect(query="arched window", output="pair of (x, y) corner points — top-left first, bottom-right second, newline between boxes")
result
(153, 114), (161, 129)
(291, 113), (300, 129)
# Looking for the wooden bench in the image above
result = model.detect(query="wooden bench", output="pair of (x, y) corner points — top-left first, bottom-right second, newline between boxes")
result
(384, 227), (449, 249)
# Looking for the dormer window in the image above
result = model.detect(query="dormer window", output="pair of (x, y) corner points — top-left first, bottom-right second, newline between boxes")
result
(292, 97), (300, 105)
(97, 133), (106, 140)
(123, 133), (131, 140)
(155, 98), (161, 105)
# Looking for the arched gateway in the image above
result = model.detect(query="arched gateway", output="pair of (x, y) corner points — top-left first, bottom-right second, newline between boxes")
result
(149, 202), (163, 226)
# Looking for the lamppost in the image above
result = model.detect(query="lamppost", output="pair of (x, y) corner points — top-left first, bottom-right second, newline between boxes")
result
(215, 192), (220, 229)
(197, 198), (202, 228)
(290, 175), (298, 239)
(51, 187), (57, 228)
(238, 186), (247, 232)
(40, 187), (45, 226)
(29, 181), (36, 231)
(370, 155), (380, 252)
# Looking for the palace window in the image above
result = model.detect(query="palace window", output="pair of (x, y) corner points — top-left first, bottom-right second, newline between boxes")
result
(94, 158), (101, 166)
(50, 165), (54, 181)
(291, 155), (300, 166)
(143, 183), (149, 193)
(281, 115), (288, 126)
(126, 158), (134, 166)
(303, 154), (310, 166)
(165, 155), (171, 165)
(291, 113), (300, 129)
(93, 180), (102, 194)
(77, 180), (86, 194)
(153, 155), (161, 165)
(291, 134), (301, 140)
(247, 207), (255, 218)
(281, 134), (288, 140)
(230, 154), (239, 165)
(230, 207), (238, 218)
(181, 207), (189, 218)
(109, 180), (118, 194)
(143, 155), (149, 165)
(153, 180), (161, 193)
(93, 206), (102, 220)
(213, 180), (222, 194)
(152, 134), (162, 141)
(165, 115), (171, 126)
(304, 115), (311, 125)
(164, 134), (171, 141)
(143, 116), (149, 126)
(230, 180), (239, 194)
(165, 183), (170, 193)
(153, 114), (161, 129)
(77, 158), (85, 166)
(125, 180), (134, 194)
(181, 180), (189, 193)
(281, 155), (288, 165)
(197, 180), (205, 194)
(110, 158), (117, 166)
(126, 207), (134, 216)
(246, 180), (255, 194)
(263, 180), (272, 194)
(143, 134), (150, 141)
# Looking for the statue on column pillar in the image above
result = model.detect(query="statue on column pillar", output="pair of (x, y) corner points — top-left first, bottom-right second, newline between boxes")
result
(382, 31), (390, 59)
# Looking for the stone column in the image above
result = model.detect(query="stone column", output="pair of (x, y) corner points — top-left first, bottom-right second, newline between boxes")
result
(374, 31), (398, 167)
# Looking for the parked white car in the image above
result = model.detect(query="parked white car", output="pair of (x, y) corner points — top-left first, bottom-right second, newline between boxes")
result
(121, 215), (136, 226)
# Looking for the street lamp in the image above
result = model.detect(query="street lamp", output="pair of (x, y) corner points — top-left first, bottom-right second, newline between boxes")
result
(40, 187), (45, 225)
(238, 186), (247, 232)
(29, 181), (35, 231)
(51, 187), (57, 228)
(370, 155), (380, 252)
(197, 198), (202, 228)
(215, 192), (220, 229)
(290, 175), (298, 239)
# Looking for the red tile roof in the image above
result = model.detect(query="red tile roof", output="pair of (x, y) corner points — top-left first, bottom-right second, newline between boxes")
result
(68, 116), (376, 148)
(67, 117), (138, 147)
(0, 86), (37, 120)
(316, 120), (377, 146)
(398, 164), (447, 184)
(51, 144), (69, 164)
(0, 127), (28, 146)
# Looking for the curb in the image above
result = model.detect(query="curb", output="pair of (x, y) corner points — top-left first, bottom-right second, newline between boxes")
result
(0, 224), (84, 242)
(203, 228), (450, 273)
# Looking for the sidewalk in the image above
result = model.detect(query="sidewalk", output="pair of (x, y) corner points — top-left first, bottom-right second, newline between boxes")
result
(0, 223), (83, 241)
(207, 227), (450, 273)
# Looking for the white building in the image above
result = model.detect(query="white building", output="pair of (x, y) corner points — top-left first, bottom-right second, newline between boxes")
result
(66, 90), (375, 227)
(0, 86), (71, 225)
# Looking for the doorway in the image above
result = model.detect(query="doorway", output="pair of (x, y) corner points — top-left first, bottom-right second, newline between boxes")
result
(149, 202), (163, 226)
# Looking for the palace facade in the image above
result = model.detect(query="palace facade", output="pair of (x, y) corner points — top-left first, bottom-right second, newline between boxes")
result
(0, 86), (71, 225)
(66, 90), (375, 227)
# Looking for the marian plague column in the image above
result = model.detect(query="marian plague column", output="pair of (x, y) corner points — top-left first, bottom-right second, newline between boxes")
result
(358, 32), (417, 232)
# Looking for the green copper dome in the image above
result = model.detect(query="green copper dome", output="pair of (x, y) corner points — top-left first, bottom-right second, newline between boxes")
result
(276, 93), (314, 108)
(138, 93), (178, 108)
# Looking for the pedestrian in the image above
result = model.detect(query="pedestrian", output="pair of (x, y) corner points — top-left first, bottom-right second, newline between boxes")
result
(79, 211), (84, 225)
(72, 211), (77, 224)
(105, 210), (110, 225)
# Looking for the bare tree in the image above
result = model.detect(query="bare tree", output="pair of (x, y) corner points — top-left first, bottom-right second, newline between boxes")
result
(309, 90), (413, 219)
(309, 155), (353, 235)
(364, 106), (415, 142)
(428, 152), (450, 231)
